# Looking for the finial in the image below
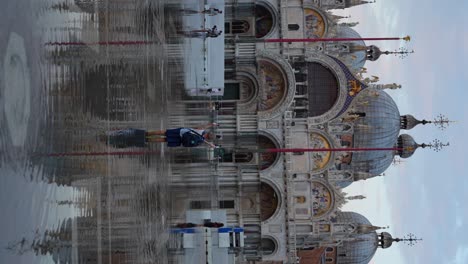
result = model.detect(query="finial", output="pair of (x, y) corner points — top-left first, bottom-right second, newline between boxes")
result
(347, 195), (366, 200)
(420, 139), (450, 152)
(402, 35), (411, 42)
(383, 47), (414, 59)
(392, 157), (405, 165)
(395, 233), (422, 246)
(433, 114), (454, 130)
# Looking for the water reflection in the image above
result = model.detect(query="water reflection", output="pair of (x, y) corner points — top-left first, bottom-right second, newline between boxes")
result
(1, 0), (216, 263)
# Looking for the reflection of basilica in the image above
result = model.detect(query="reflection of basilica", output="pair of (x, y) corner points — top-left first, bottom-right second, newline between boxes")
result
(43, 0), (436, 263)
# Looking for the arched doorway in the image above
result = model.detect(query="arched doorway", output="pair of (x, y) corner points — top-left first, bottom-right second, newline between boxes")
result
(260, 182), (279, 221)
(307, 62), (339, 117)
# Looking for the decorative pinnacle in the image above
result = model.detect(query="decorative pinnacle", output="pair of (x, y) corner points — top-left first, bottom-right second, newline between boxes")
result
(402, 35), (411, 42)
(395, 233), (422, 246)
(347, 195), (366, 200)
(392, 157), (405, 165)
(420, 139), (450, 152)
(433, 114), (454, 130)
(383, 47), (414, 59)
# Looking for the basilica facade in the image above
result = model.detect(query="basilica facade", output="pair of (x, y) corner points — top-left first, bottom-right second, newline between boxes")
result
(168, 1), (429, 263)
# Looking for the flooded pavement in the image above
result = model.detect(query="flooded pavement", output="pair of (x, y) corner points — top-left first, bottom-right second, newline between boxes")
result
(1, 0), (215, 263)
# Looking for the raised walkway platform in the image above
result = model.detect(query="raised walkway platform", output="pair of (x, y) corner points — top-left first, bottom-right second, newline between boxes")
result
(181, 0), (225, 97)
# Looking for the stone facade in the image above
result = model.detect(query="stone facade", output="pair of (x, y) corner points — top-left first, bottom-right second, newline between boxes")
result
(171, 1), (425, 263)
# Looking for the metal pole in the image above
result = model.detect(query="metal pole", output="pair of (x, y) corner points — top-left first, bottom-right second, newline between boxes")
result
(264, 37), (408, 43)
(252, 147), (405, 153)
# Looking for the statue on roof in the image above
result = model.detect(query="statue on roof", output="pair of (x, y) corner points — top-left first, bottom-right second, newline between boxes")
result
(362, 75), (380, 84)
(340, 22), (360, 27)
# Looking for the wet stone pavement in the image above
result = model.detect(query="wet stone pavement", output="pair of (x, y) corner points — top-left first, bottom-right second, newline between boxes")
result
(0, 0), (215, 263)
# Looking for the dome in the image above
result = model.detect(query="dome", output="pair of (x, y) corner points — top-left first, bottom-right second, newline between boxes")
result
(335, 211), (372, 225)
(347, 89), (401, 175)
(396, 134), (421, 158)
(335, 212), (379, 264)
(335, 26), (367, 72)
(400, 114), (431, 130)
(366, 45), (381, 61)
(378, 232), (394, 249)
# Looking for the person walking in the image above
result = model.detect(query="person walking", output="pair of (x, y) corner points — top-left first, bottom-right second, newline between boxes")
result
(201, 7), (222, 16)
(207, 25), (222, 38)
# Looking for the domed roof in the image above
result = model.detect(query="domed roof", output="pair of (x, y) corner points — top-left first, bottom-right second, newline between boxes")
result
(335, 211), (372, 225)
(336, 26), (367, 72)
(397, 134), (424, 159)
(366, 45), (381, 61)
(400, 114), (431, 130)
(378, 232), (394, 249)
(335, 212), (379, 264)
(348, 89), (401, 175)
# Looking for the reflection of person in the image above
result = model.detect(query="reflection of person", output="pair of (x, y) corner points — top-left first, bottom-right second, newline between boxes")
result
(175, 222), (224, 228)
(101, 127), (221, 148)
(178, 26), (222, 38)
(100, 128), (148, 148)
(147, 123), (219, 148)
(179, 8), (222, 16)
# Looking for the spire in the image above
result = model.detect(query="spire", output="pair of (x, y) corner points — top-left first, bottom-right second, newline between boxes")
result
(397, 135), (449, 158)
(432, 114), (454, 130)
(382, 47), (415, 59)
(391, 233), (423, 246)
(357, 224), (387, 234)
(419, 139), (450, 152)
(346, 195), (366, 200)
(366, 46), (414, 61)
(400, 114), (454, 130)
(378, 232), (422, 249)
(345, 0), (376, 8)
(400, 114), (430, 129)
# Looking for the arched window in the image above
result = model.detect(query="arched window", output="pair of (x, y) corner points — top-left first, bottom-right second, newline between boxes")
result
(261, 238), (277, 256)
(232, 20), (250, 34)
(255, 4), (274, 38)
(288, 24), (300, 31)
(260, 183), (279, 221)
(326, 247), (334, 252)
(295, 196), (306, 203)
(326, 258), (334, 262)
(307, 62), (339, 117)
(234, 152), (254, 163)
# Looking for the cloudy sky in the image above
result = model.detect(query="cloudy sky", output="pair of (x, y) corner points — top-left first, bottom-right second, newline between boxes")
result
(339, 0), (468, 263)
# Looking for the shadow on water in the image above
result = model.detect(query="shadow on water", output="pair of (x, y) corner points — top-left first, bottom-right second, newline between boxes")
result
(0, 0), (209, 263)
